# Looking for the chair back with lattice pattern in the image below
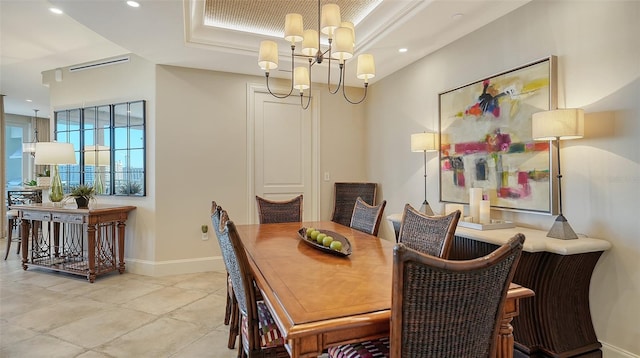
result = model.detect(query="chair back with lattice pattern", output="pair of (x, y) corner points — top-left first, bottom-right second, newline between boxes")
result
(331, 182), (377, 227)
(397, 204), (460, 258)
(255, 195), (303, 224)
(391, 234), (525, 358)
(350, 197), (387, 236)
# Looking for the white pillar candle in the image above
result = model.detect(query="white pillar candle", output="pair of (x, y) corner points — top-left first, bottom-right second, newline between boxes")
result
(479, 200), (491, 224)
(469, 188), (483, 223)
(445, 204), (464, 216)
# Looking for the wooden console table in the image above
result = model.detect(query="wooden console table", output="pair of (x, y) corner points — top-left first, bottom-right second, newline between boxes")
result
(387, 214), (611, 358)
(11, 203), (136, 283)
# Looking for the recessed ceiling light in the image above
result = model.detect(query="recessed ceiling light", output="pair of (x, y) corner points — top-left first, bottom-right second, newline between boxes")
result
(398, 48), (408, 53)
(26, 99), (33, 102)
(49, 8), (63, 15)
(452, 13), (464, 20)
(126, 1), (140, 8)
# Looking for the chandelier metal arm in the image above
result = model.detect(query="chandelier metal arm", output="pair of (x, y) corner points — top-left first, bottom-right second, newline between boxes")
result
(341, 61), (368, 104)
(265, 46), (296, 99)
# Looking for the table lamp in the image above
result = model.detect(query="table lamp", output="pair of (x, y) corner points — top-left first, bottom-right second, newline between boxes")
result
(532, 108), (584, 240)
(84, 145), (110, 194)
(34, 142), (76, 203)
(411, 132), (437, 215)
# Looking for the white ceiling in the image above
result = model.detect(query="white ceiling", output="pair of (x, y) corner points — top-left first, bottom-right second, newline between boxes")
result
(0, 0), (530, 119)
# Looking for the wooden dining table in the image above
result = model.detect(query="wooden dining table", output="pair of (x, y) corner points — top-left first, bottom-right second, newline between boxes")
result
(235, 221), (534, 358)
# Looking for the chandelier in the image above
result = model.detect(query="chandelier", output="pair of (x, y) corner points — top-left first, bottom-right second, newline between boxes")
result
(257, 0), (375, 109)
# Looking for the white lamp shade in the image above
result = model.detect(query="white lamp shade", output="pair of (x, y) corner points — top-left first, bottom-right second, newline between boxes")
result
(320, 3), (341, 37)
(34, 142), (76, 165)
(284, 13), (304, 43)
(84, 145), (111, 166)
(411, 132), (437, 152)
(532, 108), (584, 140)
(341, 21), (355, 45)
(258, 40), (279, 71)
(331, 27), (354, 61)
(293, 67), (310, 91)
(356, 54), (375, 81)
(301, 29), (319, 56)
(22, 142), (37, 153)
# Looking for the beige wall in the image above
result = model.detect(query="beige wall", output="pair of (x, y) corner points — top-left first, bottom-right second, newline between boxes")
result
(365, 1), (639, 357)
(46, 59), (367, 275)
(154, 65), (367, 264)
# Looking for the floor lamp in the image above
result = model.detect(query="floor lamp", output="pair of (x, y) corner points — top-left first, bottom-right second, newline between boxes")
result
(411, 132), (437, 216)
(532, 108), (584, 240)
(34, 142), (76, 204)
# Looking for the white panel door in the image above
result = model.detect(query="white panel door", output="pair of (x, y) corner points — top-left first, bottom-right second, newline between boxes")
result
(253, 91), (314, 222)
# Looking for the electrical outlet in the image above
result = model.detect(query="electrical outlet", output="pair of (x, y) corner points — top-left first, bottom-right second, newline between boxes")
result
(324, 172), (330, 181)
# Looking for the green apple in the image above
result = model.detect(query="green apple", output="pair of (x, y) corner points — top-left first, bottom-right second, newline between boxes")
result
(310, 230), (320, 240)
(330, 240), (342, 251)
(322, 236), (334, 247)
(306, 227), (315, 237)
(316, 233), (327, 244)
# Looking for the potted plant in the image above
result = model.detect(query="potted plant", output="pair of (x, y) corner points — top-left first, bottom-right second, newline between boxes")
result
(69, 184), (95, 209)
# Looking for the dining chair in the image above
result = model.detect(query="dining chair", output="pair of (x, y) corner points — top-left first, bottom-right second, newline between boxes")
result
(328, 233), (526, 358)
(211, 201), (288, 358)
(5, 190), (43, 260)
(397, 204), (461, 258)
(255, 194), (303, 224)
(331, 182), (377, 227)
(349, 197), (387, 236)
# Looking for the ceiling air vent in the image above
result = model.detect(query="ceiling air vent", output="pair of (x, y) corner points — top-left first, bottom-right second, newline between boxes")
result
(69, 56), (130, 72)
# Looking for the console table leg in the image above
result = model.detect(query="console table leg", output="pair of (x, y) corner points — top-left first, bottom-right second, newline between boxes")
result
(87, 224), (97, 283)
(117, 221), (126, 274)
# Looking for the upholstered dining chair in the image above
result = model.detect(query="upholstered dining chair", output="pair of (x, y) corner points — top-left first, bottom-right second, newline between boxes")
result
(331, 182), (377, 227)
(397, 204), (461, 258)
(327, 233), (526, 358)
(5, 190), (43, 260)
(211, 201), (288, 358)
(255, 195), (303, 224)
(350, 197), (387, 236)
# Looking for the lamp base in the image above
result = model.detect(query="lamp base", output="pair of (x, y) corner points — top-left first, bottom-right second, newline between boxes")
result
(419, 200), (435, 216)
(546, 214), (578, 240)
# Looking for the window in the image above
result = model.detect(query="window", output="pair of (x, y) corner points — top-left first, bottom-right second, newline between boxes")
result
(54, 100), (146, 196)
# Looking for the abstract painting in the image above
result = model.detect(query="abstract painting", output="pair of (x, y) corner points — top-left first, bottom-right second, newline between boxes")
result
(439, 56), (557, 213)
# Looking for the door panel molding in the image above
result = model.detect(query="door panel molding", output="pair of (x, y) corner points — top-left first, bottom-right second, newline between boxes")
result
(247, 83), (320, 223)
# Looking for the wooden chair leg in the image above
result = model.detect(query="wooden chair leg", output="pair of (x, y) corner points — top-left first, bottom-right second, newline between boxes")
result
(228, 295), (239, 349)
(4, 218), (14, 260)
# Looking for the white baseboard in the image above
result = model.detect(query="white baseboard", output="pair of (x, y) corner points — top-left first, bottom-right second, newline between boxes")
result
(602, 341), (639, 358)
(125, 256), (226, 276)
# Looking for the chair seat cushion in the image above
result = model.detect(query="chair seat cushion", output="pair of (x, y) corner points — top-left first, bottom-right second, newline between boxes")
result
(241, 300), (285, 351)
(327, 337), (390, 358)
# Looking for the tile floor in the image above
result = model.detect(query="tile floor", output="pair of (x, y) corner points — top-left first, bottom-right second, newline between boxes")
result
(0, 238), (239, 358)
